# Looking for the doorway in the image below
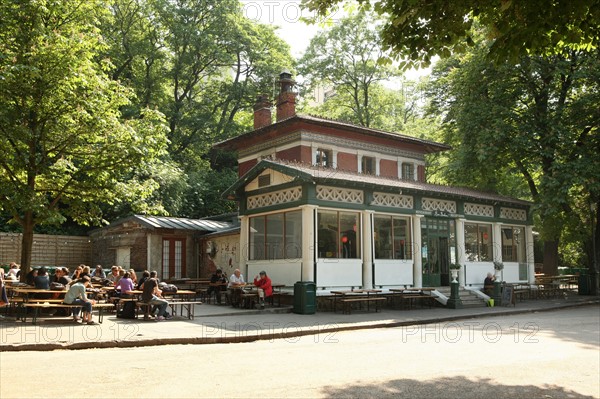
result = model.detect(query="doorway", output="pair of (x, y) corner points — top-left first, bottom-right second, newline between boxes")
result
(421, 218), (455, 287)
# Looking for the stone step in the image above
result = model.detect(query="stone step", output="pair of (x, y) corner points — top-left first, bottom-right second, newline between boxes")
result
(433, 287), (487, 308)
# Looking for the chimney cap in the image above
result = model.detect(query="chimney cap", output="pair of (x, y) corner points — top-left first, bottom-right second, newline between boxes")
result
(279, 70), (293, 81)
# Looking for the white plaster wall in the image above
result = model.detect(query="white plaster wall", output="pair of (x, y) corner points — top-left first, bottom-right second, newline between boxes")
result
(316, 259), (362, 288)
(464, 262), (494, 286)
(499, 262), (527, 283)
(246, 260), (302, 287)
(207, 235), (240, 279)
(373, 260), (414, 286)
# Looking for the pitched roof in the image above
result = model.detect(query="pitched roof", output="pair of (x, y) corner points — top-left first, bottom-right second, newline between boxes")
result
(214, 114), (451, 154)
(225, 159), (531, 206)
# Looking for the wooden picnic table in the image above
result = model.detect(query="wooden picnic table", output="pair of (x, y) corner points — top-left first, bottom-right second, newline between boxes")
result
(330, 289), (384, 314)
(389, 288), (438, 309)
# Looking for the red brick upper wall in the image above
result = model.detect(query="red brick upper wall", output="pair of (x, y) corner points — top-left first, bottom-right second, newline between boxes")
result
(380, 159), (398, 178)
(336, 152), (358, 172)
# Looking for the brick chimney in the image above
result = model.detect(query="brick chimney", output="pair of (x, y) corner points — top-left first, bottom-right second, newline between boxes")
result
(253, 94), (272, 130)
(276, 71), (296, 122)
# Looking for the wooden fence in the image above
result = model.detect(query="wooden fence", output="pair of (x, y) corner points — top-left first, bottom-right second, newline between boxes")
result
(0, 233), (91, 268)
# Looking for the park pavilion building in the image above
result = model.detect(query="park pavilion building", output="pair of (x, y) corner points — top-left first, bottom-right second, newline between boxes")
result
(213, 72), (534, 291)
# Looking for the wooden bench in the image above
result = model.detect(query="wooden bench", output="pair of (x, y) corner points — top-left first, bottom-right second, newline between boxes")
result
(22, 302), (115, 324)
(396, 293), (437, 309)
(133, 300), (203, 320)
(339, 296), (386, 314)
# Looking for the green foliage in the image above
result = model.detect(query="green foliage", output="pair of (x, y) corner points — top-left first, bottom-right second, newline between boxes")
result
(0, 0), (170, 270)
(426, 31), (600, 270)
(298, 10), (401, 128)
(303, 0), (600, 68)
(0, 0), (168, 227)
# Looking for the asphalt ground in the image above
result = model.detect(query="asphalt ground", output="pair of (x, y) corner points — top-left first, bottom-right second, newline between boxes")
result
(1, 293), (598, 352)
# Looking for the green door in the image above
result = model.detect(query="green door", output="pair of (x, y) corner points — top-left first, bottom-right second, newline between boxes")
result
(421, 218), (454, 287)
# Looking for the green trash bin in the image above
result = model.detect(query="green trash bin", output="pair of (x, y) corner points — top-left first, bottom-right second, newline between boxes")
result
(578, 273), (590, 295)
(293, 281), (316, 314)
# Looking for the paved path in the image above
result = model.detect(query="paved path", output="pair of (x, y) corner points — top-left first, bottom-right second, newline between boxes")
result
(1, 306), (599, 399)
(1, 293), (598, 351)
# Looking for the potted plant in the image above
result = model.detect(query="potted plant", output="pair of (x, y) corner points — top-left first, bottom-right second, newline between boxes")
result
(493, 260), (504, 279)
(449, 263), (462, 283)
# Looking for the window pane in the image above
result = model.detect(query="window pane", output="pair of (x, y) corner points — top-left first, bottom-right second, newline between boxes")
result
(514, 227), (526, 263)
(479, 224), (492, 261)
(318, 211), (338, 258)
(285, 211), (302, 259)
(162, 240), (170, 280)
(249, 216), (265, 260)
(374, 215), (393, 259)
(393, 217), (411, 259)
(340, 212), (359, 258)
(464, 224), (479, 261)
(267, 213), (284, 259)
(174, 240), (182, 279)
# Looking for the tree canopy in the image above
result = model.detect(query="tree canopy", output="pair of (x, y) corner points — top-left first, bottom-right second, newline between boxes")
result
(303, 0), (600, 68)
(426, 33), (600, 273)
(0, 0), (169, 272)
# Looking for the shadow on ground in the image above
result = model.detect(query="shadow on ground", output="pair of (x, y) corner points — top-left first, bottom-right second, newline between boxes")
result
(320, 376), (596, 399)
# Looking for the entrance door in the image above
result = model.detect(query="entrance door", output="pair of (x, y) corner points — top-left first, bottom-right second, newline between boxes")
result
(421, 218), (454, 287)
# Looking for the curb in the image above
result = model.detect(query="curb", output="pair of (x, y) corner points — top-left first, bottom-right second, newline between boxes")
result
(1, 299), (598, 352)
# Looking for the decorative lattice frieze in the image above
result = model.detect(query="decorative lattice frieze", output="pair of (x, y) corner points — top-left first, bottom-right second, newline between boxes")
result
(464, 203), (494, 217)
(422, 198), (457, 213)
(247, 187), (302, 209)
(500, 207), (527, 221)
(316, 186), (363, 204)
(372, 192), (414, 209)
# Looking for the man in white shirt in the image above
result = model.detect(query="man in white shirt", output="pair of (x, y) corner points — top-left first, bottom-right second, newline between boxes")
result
(228, 269), (245, 307)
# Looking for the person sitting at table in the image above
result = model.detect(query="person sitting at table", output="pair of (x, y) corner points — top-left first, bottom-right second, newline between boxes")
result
(228, 269), (245, 307)
(7, 262), (20, 280)
(208, 269), (228, 305)
(26, 269), (38, 286)
(115, 271), (135, 297)
(253, 271), (273, 309)
(59, 267), (72, 285)
(63, 276), (97, 324)
(71, 265), (83, 280)
(483, 272), (496, 295)
(142, 271), (171, 321)
(0, 268), (8, 307)
(106, 266), (120, 283)
(113, 268), (125, 287)
(34, 267), (50, 290)
(129, 269), (138, 286)
(137, 270), (150, 290)
(91, 265), (106, 279)
(80, 265), (91, 278)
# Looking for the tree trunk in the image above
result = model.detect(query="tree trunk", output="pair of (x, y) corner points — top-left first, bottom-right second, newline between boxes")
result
(19, 211), (35, 282)
(542, 240), (559, 275)
(590, 202), (599, 295)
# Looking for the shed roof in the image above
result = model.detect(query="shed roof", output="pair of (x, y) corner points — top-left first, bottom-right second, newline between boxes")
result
(117, 215), (232, 232)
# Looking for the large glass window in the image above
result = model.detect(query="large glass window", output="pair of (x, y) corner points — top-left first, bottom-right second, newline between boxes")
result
(464, 223), (493, 262)
(374, 215), (412, 259)
(318, 210), (360, 259)
(502, 226), (526, 262)
(249, 211), (302, 260)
